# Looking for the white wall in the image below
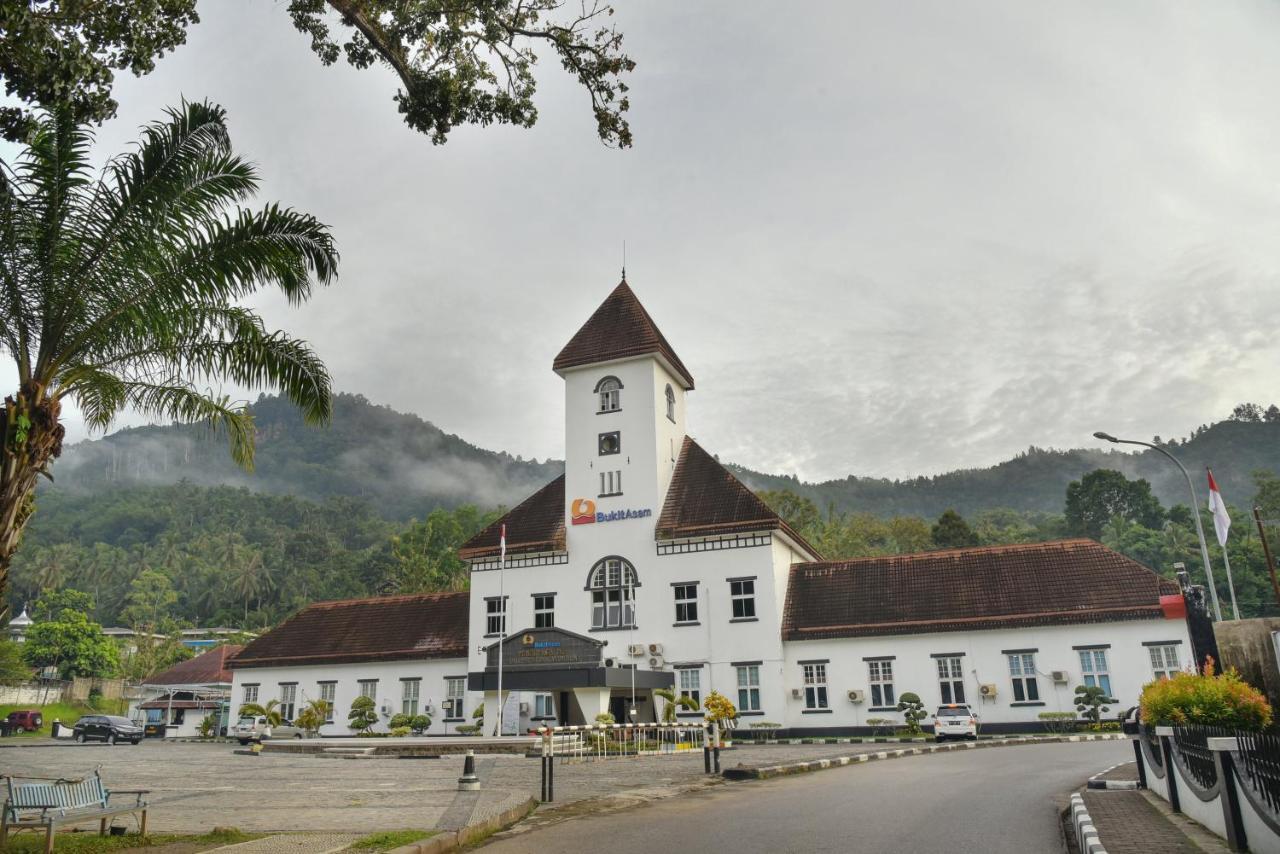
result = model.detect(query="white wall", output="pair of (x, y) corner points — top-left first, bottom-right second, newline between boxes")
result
(781, 618), (1194, 729)
(230, 658), (472, 736)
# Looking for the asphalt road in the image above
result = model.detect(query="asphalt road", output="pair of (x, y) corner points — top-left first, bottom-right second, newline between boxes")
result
(483, 740), (1128, 853)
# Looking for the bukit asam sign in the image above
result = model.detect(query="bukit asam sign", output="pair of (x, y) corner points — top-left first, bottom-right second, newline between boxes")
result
(570, 498), (653, 526)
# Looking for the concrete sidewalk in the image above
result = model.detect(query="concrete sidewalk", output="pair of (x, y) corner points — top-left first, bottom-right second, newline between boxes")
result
(1077, 762), (1231, 853)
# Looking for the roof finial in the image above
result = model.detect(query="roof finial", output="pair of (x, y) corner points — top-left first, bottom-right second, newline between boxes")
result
(621, 239), (626, 282)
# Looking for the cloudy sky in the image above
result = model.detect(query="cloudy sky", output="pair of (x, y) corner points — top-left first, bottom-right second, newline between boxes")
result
(8, 0), (1280, 482)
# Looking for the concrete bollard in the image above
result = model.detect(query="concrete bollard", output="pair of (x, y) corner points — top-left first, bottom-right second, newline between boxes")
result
(457, 750), (480, 791)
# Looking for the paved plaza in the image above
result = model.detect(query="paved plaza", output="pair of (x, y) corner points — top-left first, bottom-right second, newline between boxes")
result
(0, 739), (905, 834)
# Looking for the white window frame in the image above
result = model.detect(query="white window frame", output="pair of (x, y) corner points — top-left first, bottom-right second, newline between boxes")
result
(678, 667), (701, 708)
(1008, 653), (1040, 702)
(803, 663), (828, 710)
(318, 682), (336, 723)
(402, 679), (420, 717)
(936, 656), (965, 705)
(534, 694), (555, 719)
(1079, 649), (1112, 696)
(1148, 644), (1181, 680)
(598, 377), (621, 412)
(736, 665), (761, 712)
(445, 677), (466, 720)
(588, 558), (637, 629)
(278, 683), (296, 722)
(730, 579), (756, 620)
(533, 593), (555, 628)
(599, 469), (622, 496)
(242, 684), (258, 705)
(486, 596), (507, 636)
(358, 679), (378, 700)
(674, 584), (698, 624)
(868, 660), (895, 707)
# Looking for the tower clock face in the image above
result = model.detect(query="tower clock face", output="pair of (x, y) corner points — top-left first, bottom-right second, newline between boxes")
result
(599, 431), (621, 456)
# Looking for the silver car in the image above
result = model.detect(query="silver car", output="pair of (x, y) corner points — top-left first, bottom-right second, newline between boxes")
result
(233, 715), (305, 745)
(933, 704), (979, 741)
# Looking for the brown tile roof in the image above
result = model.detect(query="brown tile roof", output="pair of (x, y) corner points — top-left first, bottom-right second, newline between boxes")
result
(782, 539), (1180, 640)
(458, 475), (565, 560)
(229, 593), (468, 669)
(553, 280), (695, 389)
(656, 437), (821, 558)
(145, 645), (242, 685)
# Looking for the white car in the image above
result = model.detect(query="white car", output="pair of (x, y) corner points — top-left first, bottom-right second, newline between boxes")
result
(932, 704), (978, 741)
(233, 715), (305, 745)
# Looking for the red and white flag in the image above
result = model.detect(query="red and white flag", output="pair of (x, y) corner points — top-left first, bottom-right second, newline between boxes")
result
(1207, 469), (1231, 547)
(499, 523), (506, 560)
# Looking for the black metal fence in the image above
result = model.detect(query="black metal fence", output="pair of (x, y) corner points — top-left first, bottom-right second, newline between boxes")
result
(1236, 729), (1280, 816)
(1172, 725), (1229, 792)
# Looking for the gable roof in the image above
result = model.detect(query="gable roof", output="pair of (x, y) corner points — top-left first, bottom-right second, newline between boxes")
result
(782, 539), (1180, 640)
(458, 475), (565, 560)
(229, 593), (468, 669)
(656, 437), (820, 558)
(553, 281), (695, 389)
(145, 645), (242, 686)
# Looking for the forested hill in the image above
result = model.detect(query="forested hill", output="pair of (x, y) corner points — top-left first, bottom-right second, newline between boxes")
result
(51, 393), (562, 521)
(50, 393), (1280, 520)
(731, 419), (1280, 518)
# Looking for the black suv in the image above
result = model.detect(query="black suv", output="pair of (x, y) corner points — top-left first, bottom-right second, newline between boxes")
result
(72, 715), (144, 745)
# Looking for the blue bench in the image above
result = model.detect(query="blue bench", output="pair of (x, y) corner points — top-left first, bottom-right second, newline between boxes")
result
(2, 768), (149, 853)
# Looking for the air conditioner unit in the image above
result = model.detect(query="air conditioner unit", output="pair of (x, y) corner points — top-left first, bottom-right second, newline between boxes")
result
(847, 689), (865, 704)
(604, 657), (618, 668)
(649, 656), (663, 668)
(519, 702), (530, 713)
(1051, 671), (1069, 683)
(649, 643), (663, 655)
(791, 688), (802, 699)
(979, 684), (998, 698)
(627, 644), (646, 656)
(423, 703), (435, 715)
(380, 704), (392, 716)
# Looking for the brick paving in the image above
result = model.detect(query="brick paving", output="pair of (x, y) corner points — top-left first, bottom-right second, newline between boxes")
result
(1082, 790), (1205, 853)
(1095, 760), (1140, 781)
(207, 833), (361, 853)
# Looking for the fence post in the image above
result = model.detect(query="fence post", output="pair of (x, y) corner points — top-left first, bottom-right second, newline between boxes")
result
(1130, 736), (1147, 789)
(1157, 727), (1181, 813)
(712, 719), (721, 774)
(1208, 737), (1246, 852)
(703, 721), (712, 774)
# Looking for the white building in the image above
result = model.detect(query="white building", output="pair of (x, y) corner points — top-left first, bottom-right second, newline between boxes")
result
(231, 278), (1194, 735)
(132, 644), (241, 738)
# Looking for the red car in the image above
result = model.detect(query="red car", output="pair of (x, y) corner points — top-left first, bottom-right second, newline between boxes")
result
(5, 710), (43, 732)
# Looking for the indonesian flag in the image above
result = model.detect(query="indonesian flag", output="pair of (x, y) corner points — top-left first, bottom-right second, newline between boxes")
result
(1207, 469), (1231, 547)
(499, 523), (506, 560)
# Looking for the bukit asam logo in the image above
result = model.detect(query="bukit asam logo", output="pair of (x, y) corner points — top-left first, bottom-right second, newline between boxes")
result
(571, 498), (653, 526)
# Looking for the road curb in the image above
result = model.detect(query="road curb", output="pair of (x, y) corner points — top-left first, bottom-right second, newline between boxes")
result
(384, 797), (538, 854)
(1068, 792), (1108, 854)
(722, 734), (1126, 780)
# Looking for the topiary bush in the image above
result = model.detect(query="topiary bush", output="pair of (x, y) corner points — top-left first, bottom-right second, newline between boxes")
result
(1140, 657), (1272, 730)
(410, 714), (431, 735)
(896, 692), (927, 735)
(1074, 685), (1117, 726)
(389, 713), (412, 730)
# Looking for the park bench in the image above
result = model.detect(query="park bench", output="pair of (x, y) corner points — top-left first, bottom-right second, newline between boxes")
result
(1, 768), (149, 853)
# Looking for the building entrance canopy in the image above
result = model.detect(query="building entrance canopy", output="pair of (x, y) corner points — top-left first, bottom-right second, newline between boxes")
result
(467, 627), (673, 692)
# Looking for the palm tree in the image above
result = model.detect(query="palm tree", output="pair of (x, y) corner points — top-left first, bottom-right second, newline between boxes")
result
(0, 101), (339, 618)
(654, 688), (700, 724)
(239, 699), (283, 727)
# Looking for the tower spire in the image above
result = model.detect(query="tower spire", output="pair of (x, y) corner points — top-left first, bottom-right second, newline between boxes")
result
(621, 239), (626, 282)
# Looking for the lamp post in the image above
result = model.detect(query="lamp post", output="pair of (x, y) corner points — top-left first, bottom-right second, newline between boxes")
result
(1093, 432), (1223, 621)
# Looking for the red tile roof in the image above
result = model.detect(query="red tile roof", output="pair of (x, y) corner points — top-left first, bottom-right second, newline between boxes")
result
(145, 645), (242, 685)
(656, 437), (820, 557)
(553, 281), (695, 389)
(458, 475), (565, 560)
(783, 539), (1180, 640)
(229, 593), (468, 669)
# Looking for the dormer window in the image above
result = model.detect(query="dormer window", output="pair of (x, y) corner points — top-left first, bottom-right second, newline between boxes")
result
(665, 384), (676, 422)
(596, 376), (622, 413)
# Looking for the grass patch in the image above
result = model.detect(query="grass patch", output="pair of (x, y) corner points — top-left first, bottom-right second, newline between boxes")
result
(0, 827), (258, 852)
(345, 829), (436, 851)
(0, 700), (128, 738)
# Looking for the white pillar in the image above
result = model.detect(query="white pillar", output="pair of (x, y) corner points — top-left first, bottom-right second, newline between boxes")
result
(572, 688), (612, 723)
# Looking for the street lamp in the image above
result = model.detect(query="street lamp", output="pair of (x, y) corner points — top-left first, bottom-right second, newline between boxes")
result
(1092, 432), (1224, 621)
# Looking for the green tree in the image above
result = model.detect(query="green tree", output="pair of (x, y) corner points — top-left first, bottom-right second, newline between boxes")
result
(0, 638), (31, 685)
(119, 569), (179, 628)
(896, 691), (927, 735)
(654, 688), (699, 723)
(0, 1), (635, 147)
(758, 489), (822, 539)
(389, 507), (494, 592)
(348, 695), (379, 733)
(1065, 470), (1165, 540)
(0, 102), (339, 618)
(22, 604), (119, 678)
(294, 699), (331, 735)
(240, 699), (283, 726)
(931, 510), (979, 549)
(1074, 684), (1116, 727)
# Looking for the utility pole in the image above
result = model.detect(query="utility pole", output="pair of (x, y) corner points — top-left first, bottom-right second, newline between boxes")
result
(1254, 507), (1280, 609)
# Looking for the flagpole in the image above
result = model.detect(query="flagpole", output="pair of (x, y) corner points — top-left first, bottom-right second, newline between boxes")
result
(1221, 547), (1239, 621)
(495, 524), (505, 739)
(1207, 468), (1240, 621)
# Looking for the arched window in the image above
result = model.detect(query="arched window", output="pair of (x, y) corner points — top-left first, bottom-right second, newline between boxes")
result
(595, 376), (622, 412)
(587, 557), (638, 629)
(665, 384), (676, 422)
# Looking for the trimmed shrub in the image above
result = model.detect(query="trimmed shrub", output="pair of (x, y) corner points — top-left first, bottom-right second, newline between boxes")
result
(896, 692), (926, 735)
(1037, 712), (1077, 734)
(1140, 657), (1272, 730)
(390, 726), (411, 737)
